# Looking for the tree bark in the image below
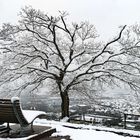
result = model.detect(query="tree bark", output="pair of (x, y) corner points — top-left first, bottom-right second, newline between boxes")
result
(60, 91), (69, 118)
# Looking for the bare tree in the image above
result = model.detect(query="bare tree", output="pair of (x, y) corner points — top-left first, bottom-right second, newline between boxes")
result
(0, 7), (140, 118)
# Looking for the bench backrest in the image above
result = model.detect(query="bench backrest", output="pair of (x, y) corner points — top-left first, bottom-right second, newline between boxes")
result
(0, 99), (28, 125)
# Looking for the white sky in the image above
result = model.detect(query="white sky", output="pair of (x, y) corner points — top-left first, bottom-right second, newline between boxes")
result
(0, 0), (140, 40)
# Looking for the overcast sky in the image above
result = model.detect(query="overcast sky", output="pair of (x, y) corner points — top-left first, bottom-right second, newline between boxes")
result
(0, 0), (140, 40)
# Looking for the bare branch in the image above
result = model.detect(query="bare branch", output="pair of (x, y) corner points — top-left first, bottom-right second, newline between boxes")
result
(92, 25), (126, 63)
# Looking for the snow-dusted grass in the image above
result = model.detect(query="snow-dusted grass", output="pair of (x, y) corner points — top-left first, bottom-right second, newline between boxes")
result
(1, 118), (140, 139)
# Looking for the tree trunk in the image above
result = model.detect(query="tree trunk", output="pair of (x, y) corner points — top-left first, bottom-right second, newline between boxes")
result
(60, 91), (69, 119)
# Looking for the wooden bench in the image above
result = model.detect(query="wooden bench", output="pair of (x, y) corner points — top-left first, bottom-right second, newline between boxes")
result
(0, 97), (47, 136)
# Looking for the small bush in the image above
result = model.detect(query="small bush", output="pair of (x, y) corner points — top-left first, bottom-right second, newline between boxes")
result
(134, 124), (140, 130)
(102, 118), (122, 127)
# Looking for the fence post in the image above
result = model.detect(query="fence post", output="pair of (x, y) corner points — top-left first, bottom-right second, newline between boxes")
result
(124, 113), (127, 129)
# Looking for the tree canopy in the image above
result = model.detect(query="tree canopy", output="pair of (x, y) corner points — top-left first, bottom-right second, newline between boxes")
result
(0, 7), (140, 118)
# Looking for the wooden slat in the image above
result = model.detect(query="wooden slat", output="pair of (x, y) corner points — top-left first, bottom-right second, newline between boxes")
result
(0, 99), (25, 124)
(0, 98), (30, 127)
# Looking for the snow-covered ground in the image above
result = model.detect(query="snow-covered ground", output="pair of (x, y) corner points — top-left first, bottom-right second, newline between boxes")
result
(2, 118), (140, 140)
(36, 119), (140, 140)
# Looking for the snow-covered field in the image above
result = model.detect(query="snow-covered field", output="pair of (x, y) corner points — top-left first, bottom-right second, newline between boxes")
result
(2, 118), (140, 140)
